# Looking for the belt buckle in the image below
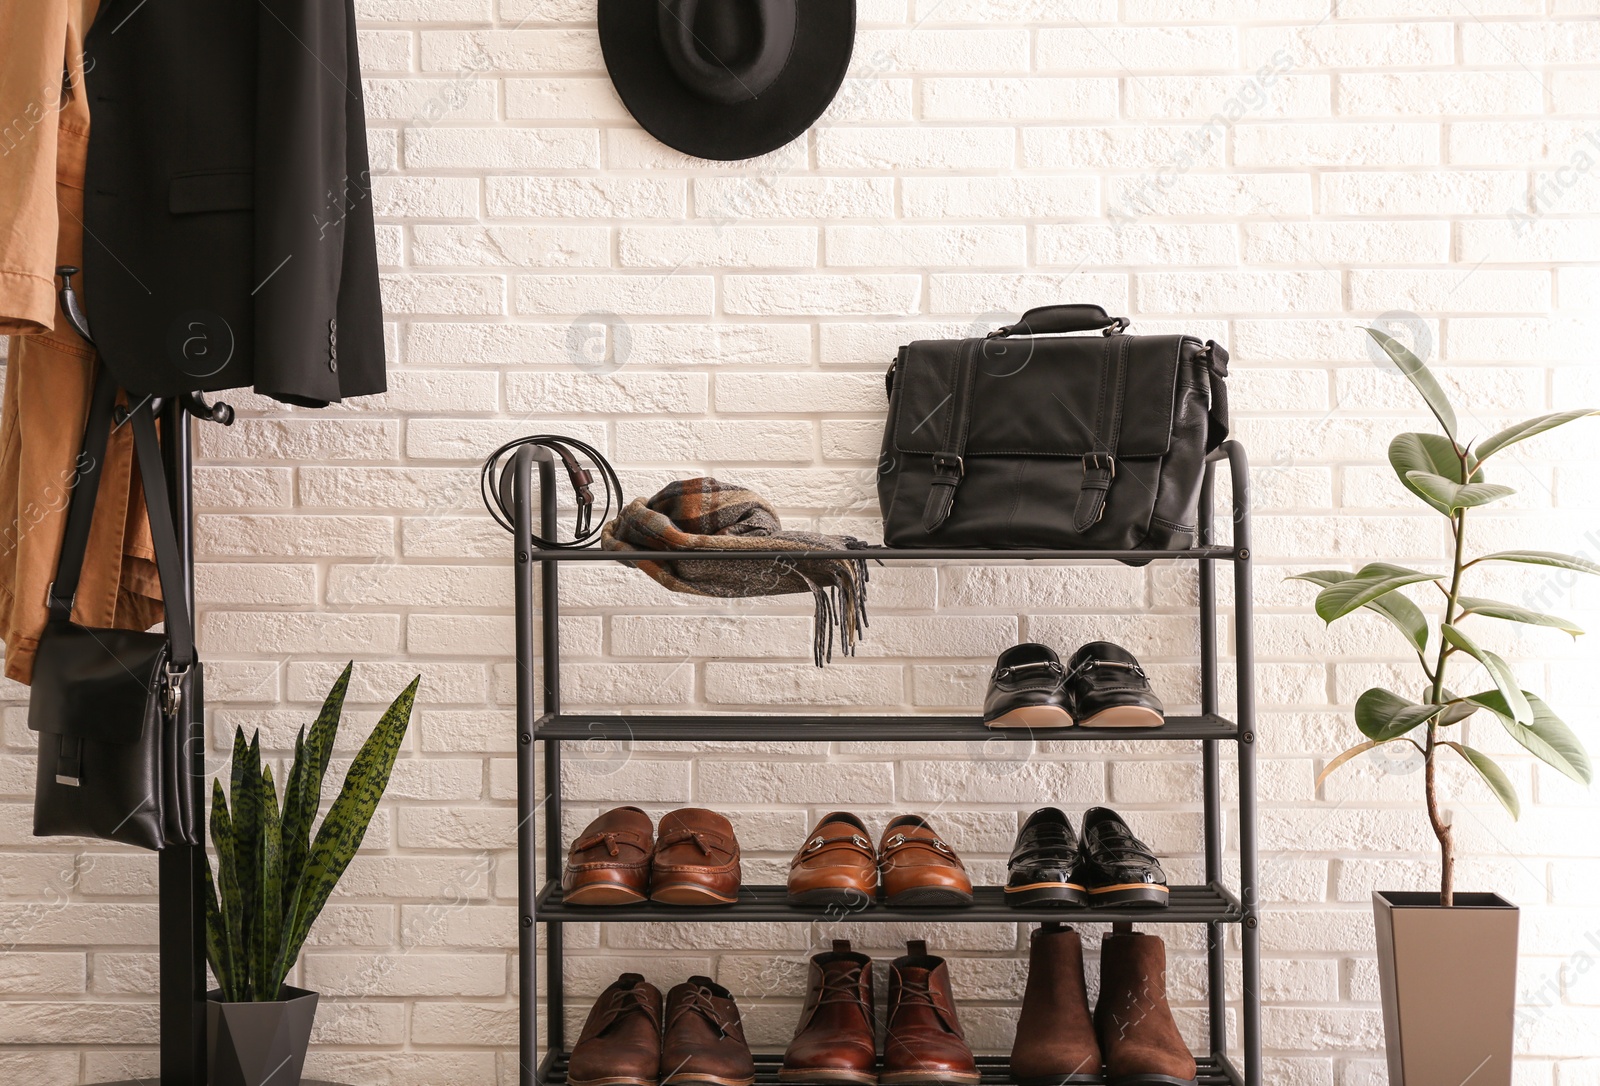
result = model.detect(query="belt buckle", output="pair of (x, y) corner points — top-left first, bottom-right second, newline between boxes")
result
(932, 453), (964, 478)
(1083, 452), (1116, 479)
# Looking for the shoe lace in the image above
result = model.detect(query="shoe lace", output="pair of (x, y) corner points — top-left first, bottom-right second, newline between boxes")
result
(672, 984), (734, 1037)
(817, 965), (868, 1009)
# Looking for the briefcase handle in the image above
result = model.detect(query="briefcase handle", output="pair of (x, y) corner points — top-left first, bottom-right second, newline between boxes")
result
(988, 304), (1130, 339)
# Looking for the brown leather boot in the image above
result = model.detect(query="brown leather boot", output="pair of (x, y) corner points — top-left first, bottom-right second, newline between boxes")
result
(781, 939), (878, 1085)
(1010, 924), (1102, 1085)
(881, 940), (979, 1086)
(662, 976), (757, 1086)
(1095, 929), (1197, 1086)
(568, 973), (662, 1086)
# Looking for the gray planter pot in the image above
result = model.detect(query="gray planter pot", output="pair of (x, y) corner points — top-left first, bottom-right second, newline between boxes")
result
(1373, 891), (1519, 1086)
(206, 985), (319, 1086)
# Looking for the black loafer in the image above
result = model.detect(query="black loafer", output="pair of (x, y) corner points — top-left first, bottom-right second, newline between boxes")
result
(984, 644), (1072, 729)
(1064, 642), (1164, 728)
(1004, 808), (1087, 907)
(1073, 807), (1169, 908)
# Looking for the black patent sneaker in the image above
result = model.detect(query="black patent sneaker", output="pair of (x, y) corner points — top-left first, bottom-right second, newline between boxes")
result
(1073, 807), (1169, 909)
(1063, 642), (1164, 729)
(984, 644), (1073, 729)
(1004, 808), (1087, 908)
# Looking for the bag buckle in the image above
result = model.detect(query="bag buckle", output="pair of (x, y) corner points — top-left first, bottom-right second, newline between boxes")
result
(1083, 452), (1116, 479)
(932, 453), (964, 478)
(1102, 317), (1131, 336)
(163, 663), (191, 719)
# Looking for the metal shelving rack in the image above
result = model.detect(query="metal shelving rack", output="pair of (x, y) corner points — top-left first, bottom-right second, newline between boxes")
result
(499, 441), (1260, 1086)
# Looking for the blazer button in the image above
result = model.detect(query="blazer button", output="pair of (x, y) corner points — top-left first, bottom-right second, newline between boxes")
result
(329, 359), (338, 372)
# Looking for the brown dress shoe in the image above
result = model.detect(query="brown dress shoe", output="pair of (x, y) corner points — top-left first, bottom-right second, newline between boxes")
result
(1010, 924), (1102, 1085)
(881, 940), (979, 1086)
(781, 939), (878, 1085)
(879, 815), (973, 907)
(662, 976), (757, 1086)
(652, 808), (742, 905)
(789, 813), (878, 907)
(564, 806), (654, 906)
(568, 973), (663, 1086)
(1095, 928), (1198, 1086)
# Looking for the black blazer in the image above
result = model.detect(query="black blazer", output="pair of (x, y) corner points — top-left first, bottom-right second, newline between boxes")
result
(82, 0), (386, 407)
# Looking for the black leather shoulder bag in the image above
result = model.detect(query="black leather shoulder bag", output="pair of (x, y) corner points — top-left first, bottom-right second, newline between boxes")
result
(877, 304), (1229, 552)
(29, 370), (200, 851)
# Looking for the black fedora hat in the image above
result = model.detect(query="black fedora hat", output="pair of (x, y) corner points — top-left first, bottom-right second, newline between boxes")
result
(599, 0), (856, 162)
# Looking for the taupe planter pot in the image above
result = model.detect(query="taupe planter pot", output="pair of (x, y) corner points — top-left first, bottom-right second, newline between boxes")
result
(206, 985), (319, 1086)
(1373, 891), (1519, 1086)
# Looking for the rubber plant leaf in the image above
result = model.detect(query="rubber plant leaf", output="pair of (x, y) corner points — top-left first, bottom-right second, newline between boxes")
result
(1441, 624), (1533, 724)
(1475, 551), (1600, 577)
(256, 766), (283, 1002)
(277, 676), (418, 986)
(1476, 409), (1599, 462)
(1389, 432), (1480, 516)
(1317, 739), (1387, 789)
(1365, 327), (1458, 440)
(1404, 471), (1516, 511)
(1464, 689), (1593, 785)
(1290, 570), (1429, 654)
(1354, 687), (1445, 742)
(1441, 741), (1521, 820)
(1311, 562), (1439, 624)
(1457, 596), (1584, 637)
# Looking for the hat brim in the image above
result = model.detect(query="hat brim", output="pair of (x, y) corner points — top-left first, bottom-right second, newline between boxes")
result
(599, 0), (856, 162)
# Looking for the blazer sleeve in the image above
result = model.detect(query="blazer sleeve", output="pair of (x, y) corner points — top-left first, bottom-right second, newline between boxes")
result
(252, 0), (385, 406)
(0, 0), (69, 335)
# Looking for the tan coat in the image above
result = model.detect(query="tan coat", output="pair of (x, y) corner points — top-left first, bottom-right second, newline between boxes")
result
(0, 0), (162, 683)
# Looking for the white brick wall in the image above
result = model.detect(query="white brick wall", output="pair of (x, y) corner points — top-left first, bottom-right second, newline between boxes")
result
(3, 2), (1600, 1083)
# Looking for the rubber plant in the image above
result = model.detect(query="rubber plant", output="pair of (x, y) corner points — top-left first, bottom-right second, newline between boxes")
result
(1294, 329), (1597, 906)
(205, 663), (419, 1002)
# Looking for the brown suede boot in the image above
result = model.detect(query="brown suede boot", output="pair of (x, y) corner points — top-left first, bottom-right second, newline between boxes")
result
(1010, 924), (1102, 1085)
(1094, 929), (1197, 1086)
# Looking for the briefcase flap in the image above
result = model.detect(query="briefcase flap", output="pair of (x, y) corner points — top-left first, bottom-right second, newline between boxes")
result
(891, 334), (1188, 460)
(27, 623), (167, 745)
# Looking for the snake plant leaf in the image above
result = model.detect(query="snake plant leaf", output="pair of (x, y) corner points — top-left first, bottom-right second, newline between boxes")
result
(1355, 687), (1445, 742)
(1366, 327), (1458, 440)
(278, 676), (418, 985)
(230, 730), (262, 996)
(1291, 570), (1430, 653)
(1317, 739), (1387, 789)
(1404, 471), (1516, 511)
(1311, 563), (1440, 624)
(1389, 432), (1481, 516)
(1464, 689), (1593, 785)
(281, 664), (352, 919)
(210, 778), (248, 1002)
(1441, 624), (1533, 724)
(257, 766), (283, 1001)
(1441, 741), (1521, 819)
(203, 857), (235, 1004)
(1475, 550), (1600, 577)
(1457, 596), (1584, 637)
(1476, 409), (1599, 462)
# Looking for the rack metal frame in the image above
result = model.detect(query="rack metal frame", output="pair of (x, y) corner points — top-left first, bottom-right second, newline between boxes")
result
(504, 441), (1260, 1086)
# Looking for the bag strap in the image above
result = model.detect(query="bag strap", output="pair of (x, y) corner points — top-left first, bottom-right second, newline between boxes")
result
(990, 304), (1129, 339)
(922, 339), (980, 532)
(45, 368), (119, 623)
(1072, 334), (1131, 533)
(46, 371), (193, 668)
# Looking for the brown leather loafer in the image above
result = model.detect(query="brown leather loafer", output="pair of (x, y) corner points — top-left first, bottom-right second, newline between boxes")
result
(879, 815), (973, 907)
(651, 808), (742, 906)
(789, 812), (878, 907)
(881, 940), (979, 1086)
(781, 939), (878, 1085)
(568, 973), (663, 1086)
(564, 806), (654, 906)
(662, 976), (757, 1086)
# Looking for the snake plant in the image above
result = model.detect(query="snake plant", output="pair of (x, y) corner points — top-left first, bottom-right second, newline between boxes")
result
(205, 664), (418, 1002)
(1293, 329), (1597, 906)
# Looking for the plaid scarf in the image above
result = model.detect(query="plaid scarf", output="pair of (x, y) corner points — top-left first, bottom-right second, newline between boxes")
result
(601, 478), (870, 666)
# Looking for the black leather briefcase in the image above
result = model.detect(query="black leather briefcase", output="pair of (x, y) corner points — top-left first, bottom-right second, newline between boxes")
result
(876, 305), (1229, 551)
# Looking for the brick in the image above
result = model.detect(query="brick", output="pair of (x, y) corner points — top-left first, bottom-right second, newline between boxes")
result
(404, 127), (599, 169)
(714, 373), (881, 415)
(1125, 75), (1331, 120)
(419, 29), (600, 72)
(1245, 23), (1455, 69)
(514, 274), (715, 316)
(192, 466), (293, 508)
(203, 611), (403, 654)
(486, 176), (685, 218)
(725, 275), (922, 317)
(828, 225), (1025, 268)
(922, 78), (1118, 122)
(197, 515), (395, 557)
(1138, 271), (1341, 314)
(505, 77), (629, 120)
(1107, 173), (1312, 218)
(411, 224), (610, 267)
(618, 226), (818, 268)
(371, 175), (480, 219)
(299, 466), (476, 510)
(507, 371), (708, 414)
(200, 419), (398, 461)
(1037, 27), (1238, 71)
(1337, 72), (1545, 116)
(901, 176), (1099, 220)
(629, 323), (813, 366)
(1241, 221), (1449, 264)
(616, 419), (813, 462)
(695, 177), (894, 220)
(195, 564), (317, 606)
(1349, 269), (1552, 313)
(363, 77), (496, 121)
(1235, 122), (1440, 167)
(381, 271), (504, 315)
(1320, 170), (1528, 216)
(930, 273), (1129, 316)
(851, 29), (1029, 73)
(1023, 125), (1227, 171)
(1040, 223), (1238, 267)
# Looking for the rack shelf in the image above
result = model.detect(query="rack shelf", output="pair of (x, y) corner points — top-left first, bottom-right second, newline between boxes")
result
(536, 712), (1241, 743)
(535, 1052), (1247, 1086)
(502, 440), (1261, 1086)
(535, 882), (1244, 924)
